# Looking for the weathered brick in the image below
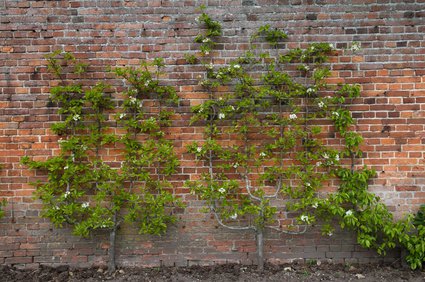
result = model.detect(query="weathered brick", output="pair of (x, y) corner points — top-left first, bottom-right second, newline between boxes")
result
(0, 0), (423, 269)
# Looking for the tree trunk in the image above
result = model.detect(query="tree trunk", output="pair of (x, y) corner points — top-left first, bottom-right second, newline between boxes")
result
(108, 212), (118, 273)
(256, 228), (264, 272)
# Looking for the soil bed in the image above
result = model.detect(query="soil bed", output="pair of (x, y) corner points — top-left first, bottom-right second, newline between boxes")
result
(1, 262), (424, 282)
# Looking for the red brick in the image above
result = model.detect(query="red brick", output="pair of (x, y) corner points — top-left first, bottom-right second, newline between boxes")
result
(0, 0), (424, 269)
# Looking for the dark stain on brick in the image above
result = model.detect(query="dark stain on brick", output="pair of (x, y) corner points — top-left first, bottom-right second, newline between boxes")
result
(404, 11), (414, 18)
(381, 125), (391, 133)
(357, 28), (368, 34)
(364, 98), (376, 104)
(345, 28), (356, 34)
(306, 14), (317, 20)
(397, 41), (407, 47)
(47, 16), (57, 23)
(242, 0), (256, 6)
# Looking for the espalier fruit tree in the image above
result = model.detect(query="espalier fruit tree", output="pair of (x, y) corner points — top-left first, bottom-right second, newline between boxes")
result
(186, 9), (425, 270)
(22, 51), (182, 272)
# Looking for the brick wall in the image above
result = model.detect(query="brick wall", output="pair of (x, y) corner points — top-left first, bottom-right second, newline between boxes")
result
(0, 0), (424, 268)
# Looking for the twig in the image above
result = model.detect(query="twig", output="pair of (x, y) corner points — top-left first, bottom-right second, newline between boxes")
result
(211, 208), (255, 231)
(266, 224), (308, 234)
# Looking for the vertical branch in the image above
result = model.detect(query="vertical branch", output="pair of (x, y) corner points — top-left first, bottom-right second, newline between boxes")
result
(208, 89), (214, 180)
(108, 210), (118, 273)
(243, 117), (251, 197)
(155, 63), (164, 184)
(256, 228), (264, 271)
(277, 98), (284, 195)
(95, 112), (101, 159)
(303, 57), (310, 166)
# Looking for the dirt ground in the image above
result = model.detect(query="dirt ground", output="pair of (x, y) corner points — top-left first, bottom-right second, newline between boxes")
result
(1, 262), (424, 282)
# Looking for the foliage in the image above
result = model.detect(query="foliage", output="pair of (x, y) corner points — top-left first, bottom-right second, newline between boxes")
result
(0, 199), (6, 220)
(22, 51), (119, 237)
(187, 10), (425, 270)
(187, 11), (344, 269)
(251, 24), (287, 46)
(113, 58), (182, 236)
(22, 51), (181, 270)
(413, 204), (425, 227)
(194, 6), (222, 56)
(17, 9), (425, 271)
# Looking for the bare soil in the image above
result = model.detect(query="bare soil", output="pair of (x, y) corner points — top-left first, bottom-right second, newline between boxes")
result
(1, 262), (424, 282)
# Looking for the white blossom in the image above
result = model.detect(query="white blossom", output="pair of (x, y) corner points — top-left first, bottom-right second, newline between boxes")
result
(316, 161), (322, 167)
(233, 163), (239, 169)
(196, 147), (202, 153)
(230, 213), (238, 220)
(300, 215), (309, 223)
(327, 232), (333, 236)
(335, 154), (340, 162)
(350, 42), (361, 52)
(64, 165), (69, 170)
(351, 45), (360, 52)
(202, 38), (211, 43)
(233, 64), (241, 69)
(345, 210), (353, 216)
(289, 113), (297, 120)
(230, 105), (235, 111)
(218, 187), (226, 194)
(207, 63), (214, 70)
(64, 191), (71, 198)
(119, 113), (126, 119)
(72, 114), (80, 121)
(306, 88), (315, 94)
(53, 206), (60, 210)
(129, 97), (137, 105)
(218, 113), (225, 119)
(318, 101), (325, 108)
(305, 182), (311, 187)
(323, 153), (329, 159)
(312, 202), (318, 209)
(332, 111), (339, 117)
(205, 51), (210, 55)
(328, 43), (334, 49)
(81, 202), (89, 208)
(144, 80), (150, 87)
(259, 152), (266, 157)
